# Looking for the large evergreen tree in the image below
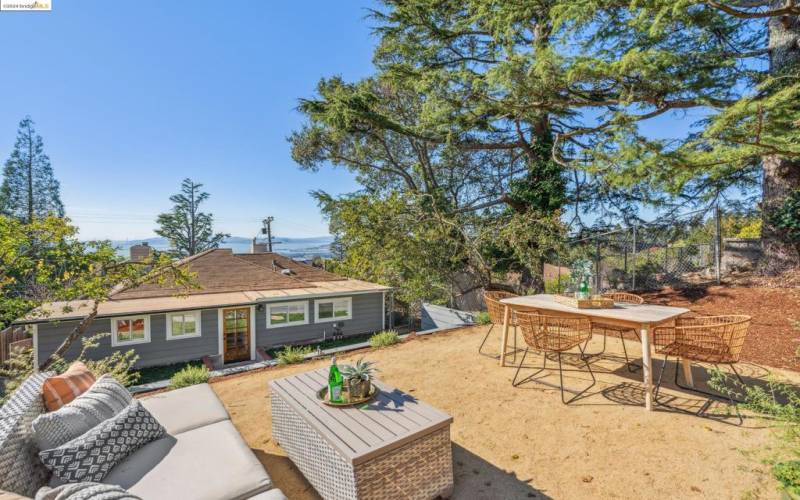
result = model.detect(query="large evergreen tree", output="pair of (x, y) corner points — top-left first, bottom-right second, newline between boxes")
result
(155, 178), (228, 257)
(0, 116), (64, 223)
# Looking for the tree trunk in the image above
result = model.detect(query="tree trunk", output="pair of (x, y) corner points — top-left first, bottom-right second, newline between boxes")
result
(760, 5), (800, 274)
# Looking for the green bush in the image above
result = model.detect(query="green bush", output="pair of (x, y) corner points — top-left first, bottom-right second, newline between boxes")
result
(773, 189), (800, 244)
(543, 277), (569, 294)
(369, 330), (400, 348)
(276, 345), (313, 365)
(168, 365), (210, 389)
(773, 461), (800, 497)
(475, 311), (491, 325)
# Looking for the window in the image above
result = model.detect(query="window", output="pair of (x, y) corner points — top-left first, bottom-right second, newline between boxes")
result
(167, 310), (202, 340)
(315, 297), (352, 323)
(267, 301), (308, 328)
(111, 316), (150, 346)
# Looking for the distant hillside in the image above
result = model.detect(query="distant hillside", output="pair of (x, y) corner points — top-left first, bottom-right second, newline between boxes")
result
(109, 236), (333, 260)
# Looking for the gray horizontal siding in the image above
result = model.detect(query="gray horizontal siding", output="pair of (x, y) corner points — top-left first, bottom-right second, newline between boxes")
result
(36, 309), (219, 369)
(256, 293), (384, 348)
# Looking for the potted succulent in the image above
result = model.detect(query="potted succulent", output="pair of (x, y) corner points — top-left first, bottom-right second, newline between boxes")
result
(340, 358), (378, 399)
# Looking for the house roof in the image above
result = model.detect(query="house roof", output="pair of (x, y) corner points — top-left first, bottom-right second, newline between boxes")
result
(21, 249), (389, 323)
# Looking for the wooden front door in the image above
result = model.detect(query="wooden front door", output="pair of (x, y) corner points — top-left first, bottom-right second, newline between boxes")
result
(223, 307), (250, 363)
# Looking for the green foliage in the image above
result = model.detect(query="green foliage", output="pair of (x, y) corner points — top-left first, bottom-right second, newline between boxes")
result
(773, 190), (800, 245)
(773, 461), (800, 498)
(543, 277), (568, 295)
(0, 332), (140, 404)
(0, 116), (63, 223)
(340, 358), (378, 381)
(276, 345), (313, 365)
(369, 330), (400, 348)
(155, 178), (229, 257)
(475, 311), (491, 326)
(709, 371), (800, 497)
(168, 365), (210, 389)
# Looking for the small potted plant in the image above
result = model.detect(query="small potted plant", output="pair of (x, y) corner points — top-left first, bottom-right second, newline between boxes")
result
(340, 358), (378, 399)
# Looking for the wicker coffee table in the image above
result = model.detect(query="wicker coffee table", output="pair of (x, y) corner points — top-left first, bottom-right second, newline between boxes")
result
(270, 368), (454, 500)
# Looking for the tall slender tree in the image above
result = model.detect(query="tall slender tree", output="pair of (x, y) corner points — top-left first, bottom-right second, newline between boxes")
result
(0, 116), (64, 223)
(155, 178), (228, 257)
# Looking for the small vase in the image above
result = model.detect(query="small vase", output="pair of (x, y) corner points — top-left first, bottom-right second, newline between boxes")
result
(348, 378), (370, 399)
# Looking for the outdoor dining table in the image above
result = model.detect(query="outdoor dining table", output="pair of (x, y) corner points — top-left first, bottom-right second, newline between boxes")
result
(499, 294), (690, 411)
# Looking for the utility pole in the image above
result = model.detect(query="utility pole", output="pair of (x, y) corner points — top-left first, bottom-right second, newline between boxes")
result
(262, 217), (274, 252)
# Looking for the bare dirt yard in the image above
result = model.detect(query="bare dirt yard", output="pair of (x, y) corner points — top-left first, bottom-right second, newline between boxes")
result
(642, 283), (800, 371)
(211, 326), (800, 499)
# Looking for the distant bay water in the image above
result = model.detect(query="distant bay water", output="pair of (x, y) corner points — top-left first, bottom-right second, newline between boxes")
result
(109, 236), (333, 261)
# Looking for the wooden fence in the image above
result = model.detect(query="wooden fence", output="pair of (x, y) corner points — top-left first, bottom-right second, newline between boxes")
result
(0, 325), (32, 364)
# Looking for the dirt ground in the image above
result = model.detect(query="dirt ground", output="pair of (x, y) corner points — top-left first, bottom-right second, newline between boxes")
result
(211, 326), (800, 500)
(642, 285), (800, 371)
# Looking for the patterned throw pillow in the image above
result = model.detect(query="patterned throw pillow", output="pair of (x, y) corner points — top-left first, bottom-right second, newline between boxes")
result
(39, 401), (165, 484)
(35, 482), (142, 500)
(0, 372), (55, 497)
(41, 362), (96, 412)
(32, 374), (133, 450)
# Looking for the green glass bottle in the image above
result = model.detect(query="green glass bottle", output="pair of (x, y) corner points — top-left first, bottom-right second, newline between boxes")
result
(328, 356), (343, 403)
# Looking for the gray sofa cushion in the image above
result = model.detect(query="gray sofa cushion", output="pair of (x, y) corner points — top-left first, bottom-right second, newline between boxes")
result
(102, 420), (272, 500)
(35, 482), (141, 500)
(0, 372), (54, 497)
(39, 401), (166, 484)
(139, 383), (229, 435)
(246, 490), (288, 500)
(32, 375), (132, 450)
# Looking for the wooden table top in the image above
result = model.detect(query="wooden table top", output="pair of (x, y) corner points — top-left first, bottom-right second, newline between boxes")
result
(500, 293), (689, 326)
(269, 368), (453, 465)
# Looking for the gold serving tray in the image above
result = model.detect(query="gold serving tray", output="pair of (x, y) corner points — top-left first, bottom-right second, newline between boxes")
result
(554, 294), (615, 309)
(316, 384), (378, 407)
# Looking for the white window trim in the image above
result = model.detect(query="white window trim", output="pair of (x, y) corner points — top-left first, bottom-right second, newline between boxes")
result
(166, 310), (202, 340)
(314, 297), (353, 323)
(266, 301), (309, 329)
(110, 315), (151, 347)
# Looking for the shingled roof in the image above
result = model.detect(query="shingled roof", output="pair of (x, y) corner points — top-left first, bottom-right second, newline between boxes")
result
(111, 248), (342, 300)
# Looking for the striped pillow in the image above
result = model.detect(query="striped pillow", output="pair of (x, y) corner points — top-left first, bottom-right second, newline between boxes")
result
(41, 362), (96, 412)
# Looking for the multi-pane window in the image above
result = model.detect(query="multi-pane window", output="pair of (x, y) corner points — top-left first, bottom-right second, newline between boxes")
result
(111, 316), (150, 346)
(267, 301), (308, 328)
(167, 311), (201, 339)
(315, 297), (352, 322)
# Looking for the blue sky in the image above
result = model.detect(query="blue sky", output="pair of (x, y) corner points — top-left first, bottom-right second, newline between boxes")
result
(0, 2), (376, 240)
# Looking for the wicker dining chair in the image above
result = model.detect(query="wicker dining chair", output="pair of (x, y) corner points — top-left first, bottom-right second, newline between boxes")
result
(585, 292), (645, 372)
(512, 312), (596, 404)
(653, 315), (752, 423)
(479, 291), (519, 361)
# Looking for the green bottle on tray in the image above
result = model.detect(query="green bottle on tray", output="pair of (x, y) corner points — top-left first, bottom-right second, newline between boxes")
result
(328, 356), (344, 403)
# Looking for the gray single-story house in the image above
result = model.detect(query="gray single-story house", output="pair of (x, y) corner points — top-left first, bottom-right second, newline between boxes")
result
(16, 248), (391, 368)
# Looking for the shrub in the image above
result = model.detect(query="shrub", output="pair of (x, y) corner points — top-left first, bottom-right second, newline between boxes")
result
(544, 277), (569, 294)
(169, 365), (210, 389)
(475, 311), (491, 325)
(0, 332), (140, 404)
(773, 461), (800, 497)
(276, 345), (313, 365)
(369, 330), (400, 348)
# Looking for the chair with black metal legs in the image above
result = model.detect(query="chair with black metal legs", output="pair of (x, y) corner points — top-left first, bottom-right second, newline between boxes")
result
(512, 312), (596, 405)
(478, 291), (520, 361)
(585, 292), (645, 372)
(652, 315), (752, 424)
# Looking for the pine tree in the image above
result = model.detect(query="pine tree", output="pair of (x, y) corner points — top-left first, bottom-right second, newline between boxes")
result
(0, 116), (64, 222)
(155, 178), (229, 257)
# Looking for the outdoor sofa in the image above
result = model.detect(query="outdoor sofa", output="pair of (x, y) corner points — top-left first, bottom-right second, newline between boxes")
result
(0, 373), (286, 500)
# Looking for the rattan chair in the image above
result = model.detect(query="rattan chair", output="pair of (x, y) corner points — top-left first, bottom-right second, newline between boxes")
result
(479, 291), (519, 361)
(585, 292), (645, 372)
(512, 312), (596, 404)
(653, 315), (751, 423)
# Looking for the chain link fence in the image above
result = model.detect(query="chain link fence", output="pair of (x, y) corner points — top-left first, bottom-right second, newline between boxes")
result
(547, 207), (722, 293)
